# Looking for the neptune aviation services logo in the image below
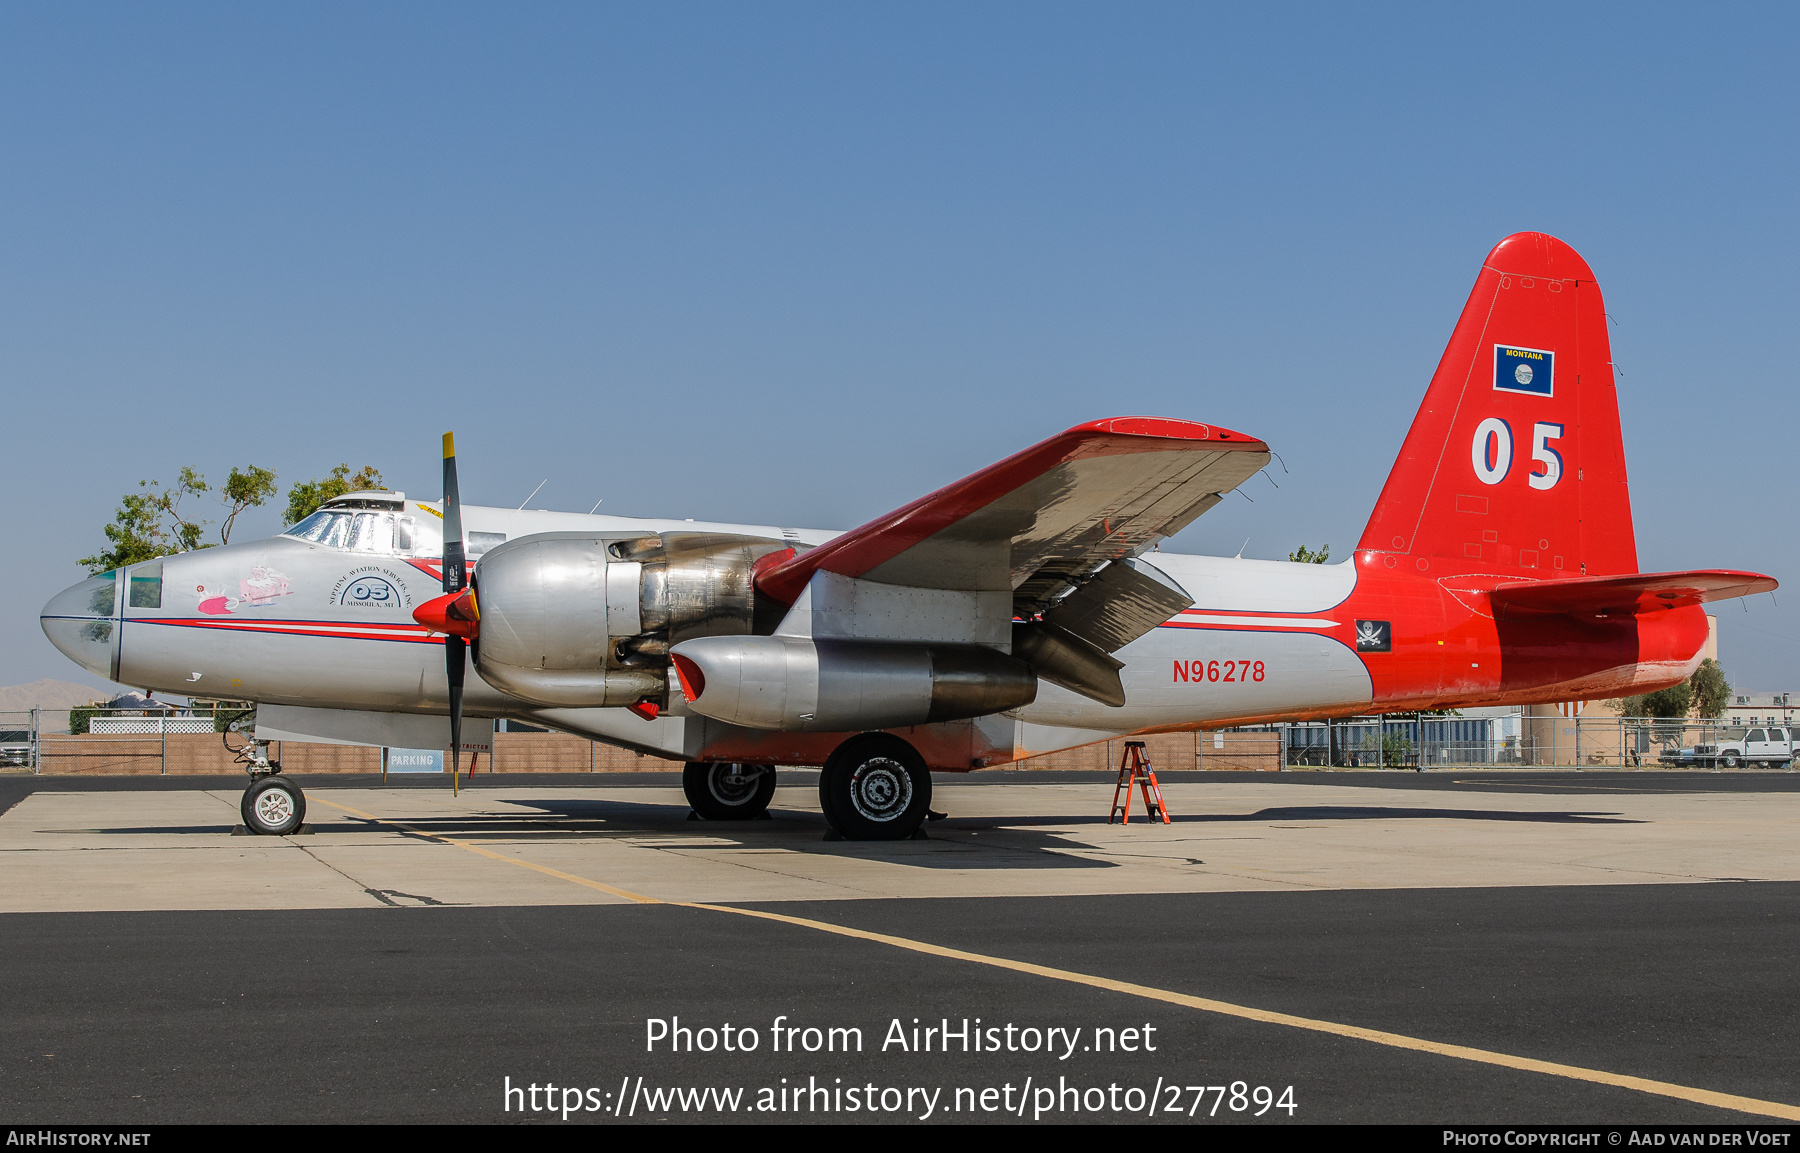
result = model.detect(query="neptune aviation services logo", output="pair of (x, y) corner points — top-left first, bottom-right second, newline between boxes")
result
(330, 566), (413, 610)
(1494, 345), (1553, 397)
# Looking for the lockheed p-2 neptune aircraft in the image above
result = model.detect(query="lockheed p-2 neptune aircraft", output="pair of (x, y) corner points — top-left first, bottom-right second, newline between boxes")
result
(43, 233), (1776, 839)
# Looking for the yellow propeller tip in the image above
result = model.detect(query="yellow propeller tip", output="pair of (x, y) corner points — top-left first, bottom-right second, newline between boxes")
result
(442, 432), (455, 458)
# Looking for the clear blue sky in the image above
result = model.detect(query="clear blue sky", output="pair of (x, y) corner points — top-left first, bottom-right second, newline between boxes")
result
(3, 3), (1795, 693)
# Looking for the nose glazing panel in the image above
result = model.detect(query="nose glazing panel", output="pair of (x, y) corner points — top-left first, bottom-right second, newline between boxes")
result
(41, 571), (122, 680)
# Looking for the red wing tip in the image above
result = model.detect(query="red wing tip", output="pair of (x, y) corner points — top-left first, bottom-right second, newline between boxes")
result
(1073, 416), (1266, 449)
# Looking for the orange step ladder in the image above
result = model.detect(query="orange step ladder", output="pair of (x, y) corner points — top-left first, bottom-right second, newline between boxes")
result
(1109, 740), (1171, 824)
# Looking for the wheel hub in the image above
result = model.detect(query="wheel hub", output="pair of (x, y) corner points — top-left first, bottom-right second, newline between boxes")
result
(848, 757), (911, 822)
(255, 789), (293, 826)
(707, 764), (764, 806)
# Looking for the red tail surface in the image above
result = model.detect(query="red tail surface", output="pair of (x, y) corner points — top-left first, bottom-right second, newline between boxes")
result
(1358, 233), (1636, 579)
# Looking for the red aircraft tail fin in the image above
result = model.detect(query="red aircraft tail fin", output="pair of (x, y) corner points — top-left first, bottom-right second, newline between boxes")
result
(1357, 232), (1637, 578)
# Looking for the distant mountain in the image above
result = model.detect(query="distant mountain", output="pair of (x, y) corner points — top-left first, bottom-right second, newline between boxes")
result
(0, 678), (112, 714)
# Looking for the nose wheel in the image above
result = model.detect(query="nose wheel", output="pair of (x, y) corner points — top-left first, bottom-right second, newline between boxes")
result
(241, 775), (307, 836)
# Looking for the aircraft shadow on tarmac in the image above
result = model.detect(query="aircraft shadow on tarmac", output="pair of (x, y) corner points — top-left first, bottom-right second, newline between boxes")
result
(78, 801), (1640, 869)
(76, 797), (1121, 870)
(505, 798), (1120, 870)
(987, 805), (1642, 826)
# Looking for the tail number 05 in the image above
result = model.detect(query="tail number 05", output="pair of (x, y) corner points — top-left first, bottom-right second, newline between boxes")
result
(1471, 419), (1563, 489)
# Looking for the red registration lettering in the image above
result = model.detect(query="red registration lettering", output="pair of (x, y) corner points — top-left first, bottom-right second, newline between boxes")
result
(1172, 659), (1271, 684)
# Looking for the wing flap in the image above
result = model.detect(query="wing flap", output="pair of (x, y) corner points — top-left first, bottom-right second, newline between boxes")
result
(1490, 569), (1777, 619)
(1041, 557), (1193, 653)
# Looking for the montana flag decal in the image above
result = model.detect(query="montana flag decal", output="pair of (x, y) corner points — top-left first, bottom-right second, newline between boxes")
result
(1494, 344), (1554, 397)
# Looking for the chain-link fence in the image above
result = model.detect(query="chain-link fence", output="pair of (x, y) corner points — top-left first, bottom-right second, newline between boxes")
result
(5, 705), (1784, 775)
(1268, 713), (1797, 769)
(7, 706), (663, 774)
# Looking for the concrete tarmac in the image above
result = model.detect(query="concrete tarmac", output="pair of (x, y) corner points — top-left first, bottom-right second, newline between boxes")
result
(0, 770), (1796, 1124)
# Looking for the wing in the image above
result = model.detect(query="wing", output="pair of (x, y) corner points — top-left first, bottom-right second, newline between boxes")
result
(1490, 569), (1777, 619)
(756, 415), (1270, 621)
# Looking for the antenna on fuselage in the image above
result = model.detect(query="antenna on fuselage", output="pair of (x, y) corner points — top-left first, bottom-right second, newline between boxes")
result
(517, 479), (547, 510)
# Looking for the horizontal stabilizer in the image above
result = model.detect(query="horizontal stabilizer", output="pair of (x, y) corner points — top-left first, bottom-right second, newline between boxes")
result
(1489, 569), (1777, 619)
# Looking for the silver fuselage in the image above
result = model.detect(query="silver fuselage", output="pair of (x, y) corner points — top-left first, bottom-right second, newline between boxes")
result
(43, 501), (1368, 768)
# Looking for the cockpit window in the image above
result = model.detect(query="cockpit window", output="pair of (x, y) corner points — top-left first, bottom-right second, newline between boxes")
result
(128, 562), (163, 609)
(287, 511), (339, 543)
(285, 510), (396, 553)
(88, 571), (117, 616)
(348, 512), (391, 552)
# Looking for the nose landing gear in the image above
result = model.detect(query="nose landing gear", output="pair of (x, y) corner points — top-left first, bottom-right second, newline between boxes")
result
(234, 733), (307, 836)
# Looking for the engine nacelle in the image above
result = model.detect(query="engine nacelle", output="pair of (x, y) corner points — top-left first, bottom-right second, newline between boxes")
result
(472, 531), (790, 708)
(668, 635), (1037, 731)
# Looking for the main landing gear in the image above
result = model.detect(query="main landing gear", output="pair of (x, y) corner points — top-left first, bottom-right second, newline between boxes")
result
(683, 762), (776, 821)
(238, 738), (306, 836)
(818, 733), (932, 841)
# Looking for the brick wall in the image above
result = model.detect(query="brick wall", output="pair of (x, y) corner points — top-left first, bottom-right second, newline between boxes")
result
(33, 729), (1281, 774)
(1008, 731), (1281, 772)
(33, 731), (675, 775)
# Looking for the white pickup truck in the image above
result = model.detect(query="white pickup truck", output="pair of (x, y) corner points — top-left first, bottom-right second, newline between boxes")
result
(1663, 726), (1797, 768)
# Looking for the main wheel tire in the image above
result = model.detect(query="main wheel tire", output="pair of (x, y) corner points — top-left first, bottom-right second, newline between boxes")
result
(242, 776), (305, 835)
(818, 734), (931, 841)
(1721, 752), (1741, 768)
(683, 762), (776, 820)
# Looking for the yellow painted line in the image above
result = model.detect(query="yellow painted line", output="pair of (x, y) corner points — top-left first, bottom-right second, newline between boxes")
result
(678, 902), (1800, 1121)
(307, 795), (1800, 1120)
(308, 795), (659, 904)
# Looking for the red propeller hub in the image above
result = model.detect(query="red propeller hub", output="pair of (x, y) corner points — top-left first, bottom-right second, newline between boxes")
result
(414, 589), (480, 638)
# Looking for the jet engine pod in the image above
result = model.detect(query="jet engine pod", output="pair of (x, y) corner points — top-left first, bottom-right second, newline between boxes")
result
(669, 635), (1036, 731)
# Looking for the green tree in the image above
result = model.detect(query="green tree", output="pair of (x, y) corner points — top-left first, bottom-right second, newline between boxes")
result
(79, 468), (212, 574)
(285, 464), (385, 525)
(1689, 658), (1731, 718)
(1615, 658), (1730, 719)
(1618, 680), (1695, 719)
(219, 465), (278, 545)
(1288, 544), (1330, 564)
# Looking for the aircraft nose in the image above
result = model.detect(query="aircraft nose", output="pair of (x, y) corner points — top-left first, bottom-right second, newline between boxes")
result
(41, 571), (120, 680)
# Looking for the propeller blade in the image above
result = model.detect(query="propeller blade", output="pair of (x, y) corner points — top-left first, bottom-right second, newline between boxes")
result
(442, 431), (465, 594)
(442, 431), (467, 796)
(447, 634), (465, 797)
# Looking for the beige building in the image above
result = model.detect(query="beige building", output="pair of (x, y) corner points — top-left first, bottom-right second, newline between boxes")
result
(1724, 691), (1799, 729)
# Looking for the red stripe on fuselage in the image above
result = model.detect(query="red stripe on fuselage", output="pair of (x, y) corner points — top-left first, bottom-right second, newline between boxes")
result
(136, 618), (446, 644)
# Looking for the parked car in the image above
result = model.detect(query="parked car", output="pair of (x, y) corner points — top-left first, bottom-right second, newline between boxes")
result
(0, 728), (32, 768)
(1658, 727), (1795, 768)
(1712, 727), (1796, 767)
